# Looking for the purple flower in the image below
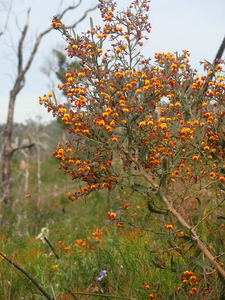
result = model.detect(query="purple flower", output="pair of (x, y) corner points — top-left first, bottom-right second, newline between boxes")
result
(96, 270), (107, 281)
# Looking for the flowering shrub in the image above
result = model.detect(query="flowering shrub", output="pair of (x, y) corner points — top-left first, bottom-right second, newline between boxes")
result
(40, 0), (225, 291)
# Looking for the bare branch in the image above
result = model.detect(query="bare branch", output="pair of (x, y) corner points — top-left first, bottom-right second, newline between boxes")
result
(11, 142), (35, 154)
(17, 8), (31, 74)
(0, 0), (13, 36)
(59, 0), (82, 19)
(65, 3), (99, 29)
(202, 35), (225, 94)
(214, 35), (225, 64)
(22, 2), (98, 79)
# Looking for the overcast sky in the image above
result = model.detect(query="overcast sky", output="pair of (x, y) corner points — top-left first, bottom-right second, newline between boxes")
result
(1, 0), (225, 124)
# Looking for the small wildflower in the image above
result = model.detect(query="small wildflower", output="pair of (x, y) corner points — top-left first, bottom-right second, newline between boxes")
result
(165, 223), (173, 229)
(36, 227), (49, 243)
(96, 270), (107, 281)
(142, 284), (151, 290)
(192, 155), (199, 160)
(107, 212), (117, 220)
(50, 265), (59, 269)
(115, 48), (122, 53)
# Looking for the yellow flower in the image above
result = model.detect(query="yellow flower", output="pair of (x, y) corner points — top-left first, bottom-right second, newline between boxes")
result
(165, 223), (173, 229)
(50, 265), (59, 269)
(115, 48), (122, 53)
(135, 89), (142, 93)
(192, 156), (198, 160)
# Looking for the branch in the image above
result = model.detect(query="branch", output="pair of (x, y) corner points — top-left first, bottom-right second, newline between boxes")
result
(68, 290), (79, 300)
(65, 3), (99, 29)
(0, 252), (55, 300)
(11, 142), (35, 154)
(126, 151), (225, 280)
(213, 36), (225, 64)
(0, 0), (13, 36)
(18, 8), (31, 74)
(202, 35), (225, 94)
(59, 0), (82, 19)
(21, 2), (98, 82)
(44, 237), (60, 260)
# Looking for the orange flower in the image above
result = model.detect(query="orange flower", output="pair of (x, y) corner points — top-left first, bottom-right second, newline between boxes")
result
(142, 284), (150, 290)
(165, 223), (173, 229)
(111, 137), (118, 142)
(219, 176), (225, 183)
(192, 156), (198, 160)
(82, 187), (89, 193)
(107, 212), (117, 219)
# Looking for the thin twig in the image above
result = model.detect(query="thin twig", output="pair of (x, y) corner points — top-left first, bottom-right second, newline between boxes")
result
(0, 252), (54, 300)
(44, 237), (60, 259)
(67, 291), (136, 299)
(68, 290), (79, 300)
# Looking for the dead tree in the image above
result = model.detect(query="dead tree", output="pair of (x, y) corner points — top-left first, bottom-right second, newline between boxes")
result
(1, 1), (98, 205)
(203, 35), (225, 93)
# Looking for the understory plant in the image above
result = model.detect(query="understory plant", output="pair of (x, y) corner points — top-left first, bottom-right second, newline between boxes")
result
(39, 0), (225, 298)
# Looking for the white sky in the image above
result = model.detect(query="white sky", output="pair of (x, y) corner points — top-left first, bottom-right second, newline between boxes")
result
(0, 0), (225, 124)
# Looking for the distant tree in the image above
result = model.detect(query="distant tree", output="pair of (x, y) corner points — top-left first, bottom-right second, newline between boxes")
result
(1, 1), (98, 205)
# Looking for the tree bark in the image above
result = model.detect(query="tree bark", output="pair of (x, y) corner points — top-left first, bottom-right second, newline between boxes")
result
(2, 85), (24, 204)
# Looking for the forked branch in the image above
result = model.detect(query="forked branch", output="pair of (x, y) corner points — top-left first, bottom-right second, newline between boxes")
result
(128, 152), (225, 280)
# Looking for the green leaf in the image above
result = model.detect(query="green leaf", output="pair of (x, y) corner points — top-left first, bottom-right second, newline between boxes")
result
(99, 39), (103, 52)
(178, 236), (192, 243)
(155, 192), (164, 204)
(176, 222), (189, 234)
(85, 140), (100, 148)
(215, 230), (221, 254)
(170, 256), (185, 273)
(71, 28), (76, 39)
(90, 17), (94, 29)
(146, 200), (165, 214)
(196, 197), (202, 223)
(189, 256), (213, 270)
(152, 257), (167, 269)
(131, 184), (149, 191)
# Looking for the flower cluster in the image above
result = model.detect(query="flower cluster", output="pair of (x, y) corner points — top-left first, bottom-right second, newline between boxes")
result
(40, 0), (225, 224)
(177, 270), (213, 298)
(55, 230), (103, 255)
(142, 284), (162, 298)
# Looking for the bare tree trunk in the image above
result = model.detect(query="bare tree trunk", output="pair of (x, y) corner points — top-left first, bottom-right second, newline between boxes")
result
(37, 135), (42, 211)
(2, 85), (24, 205)
(24, 138), (32, 195)
(1, 3), (98, 205)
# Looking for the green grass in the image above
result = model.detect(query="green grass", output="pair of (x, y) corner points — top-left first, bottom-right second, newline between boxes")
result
(0, 156), (224, 299)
